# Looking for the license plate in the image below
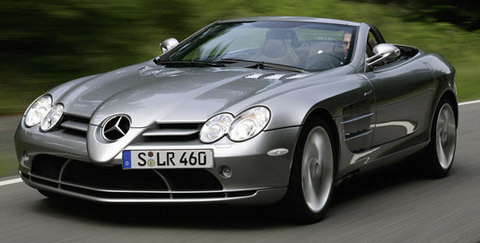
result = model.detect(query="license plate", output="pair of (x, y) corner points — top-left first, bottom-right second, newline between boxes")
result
(122, 150), (214, 169)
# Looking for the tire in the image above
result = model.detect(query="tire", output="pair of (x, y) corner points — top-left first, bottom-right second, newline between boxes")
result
(422, 99), (457, 178)
(284, 118), (335, 223)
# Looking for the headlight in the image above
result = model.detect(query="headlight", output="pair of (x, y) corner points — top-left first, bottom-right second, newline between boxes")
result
(229, 107), (270, 141)
(200, 114), (234, 143)
(199, 106), (271, 143)
(40, 104), (64, 131)
(25, 95), (52, 127)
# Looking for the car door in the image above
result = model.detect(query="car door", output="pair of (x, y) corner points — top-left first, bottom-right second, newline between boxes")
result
(364, 56), (435, 147)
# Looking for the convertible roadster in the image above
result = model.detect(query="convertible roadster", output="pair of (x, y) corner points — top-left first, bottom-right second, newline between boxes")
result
(14, 16), (457, 222)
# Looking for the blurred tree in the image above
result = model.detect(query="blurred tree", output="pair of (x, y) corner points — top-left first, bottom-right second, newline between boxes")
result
(0, 0), (479, 115)
(0, 0), (204, 85)
(351, 0), (480, 30)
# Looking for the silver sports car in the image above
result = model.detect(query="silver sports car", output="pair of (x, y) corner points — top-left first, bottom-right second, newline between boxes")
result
(14, 16), (457, 222)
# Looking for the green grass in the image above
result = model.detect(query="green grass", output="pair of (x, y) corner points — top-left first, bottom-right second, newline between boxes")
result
(0, 152), (18, 177)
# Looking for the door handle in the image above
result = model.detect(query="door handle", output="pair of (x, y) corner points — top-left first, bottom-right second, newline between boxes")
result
(364, 90), (373, 97)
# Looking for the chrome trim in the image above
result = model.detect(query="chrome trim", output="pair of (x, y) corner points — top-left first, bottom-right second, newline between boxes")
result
(142, 128), (198, 137)
(26, 171), (268, 194)
(340, 112), (374, 124)
(57, 159), (71, 187)
(152, 170), (173, 193)
(27, 181), (261, 203)
(344, 129), (373, 141)
(29, 173), (59, 184)
(23, 172), (280, 203)
(101, 115), (131, 141)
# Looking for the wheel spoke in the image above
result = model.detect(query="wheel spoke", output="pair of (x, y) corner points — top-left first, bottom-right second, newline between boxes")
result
(435, 103), (456, 170)
(301, 126), (334, 213)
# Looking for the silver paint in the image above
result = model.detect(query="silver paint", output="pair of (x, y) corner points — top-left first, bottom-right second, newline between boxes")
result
(14, 17), (457, 205)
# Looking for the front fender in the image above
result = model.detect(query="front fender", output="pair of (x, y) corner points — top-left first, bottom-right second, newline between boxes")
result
(262, 74), (374, 130)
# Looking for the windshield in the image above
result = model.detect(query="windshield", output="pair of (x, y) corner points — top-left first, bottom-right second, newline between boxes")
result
(161, 21), (357, 71)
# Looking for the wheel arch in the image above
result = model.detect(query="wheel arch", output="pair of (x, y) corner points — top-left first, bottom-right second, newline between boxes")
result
(427, 89), (458, 144)
(301, 107), (340, 176)
(439, 90), (459, 127)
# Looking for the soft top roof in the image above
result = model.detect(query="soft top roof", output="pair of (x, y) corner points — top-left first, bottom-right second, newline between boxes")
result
(218, 16), (362, 27)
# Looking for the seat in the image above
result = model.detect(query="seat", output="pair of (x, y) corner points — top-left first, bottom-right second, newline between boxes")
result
(256, 29), (300, 67)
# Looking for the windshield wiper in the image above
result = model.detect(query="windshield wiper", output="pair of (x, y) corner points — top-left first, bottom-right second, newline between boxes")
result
(156, 60), (225, 67)
(157, 58), (306, 73)
(220, 58), (306, 73)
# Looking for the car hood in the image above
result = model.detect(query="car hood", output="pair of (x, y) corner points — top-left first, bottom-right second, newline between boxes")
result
(55, 61), (315, 127)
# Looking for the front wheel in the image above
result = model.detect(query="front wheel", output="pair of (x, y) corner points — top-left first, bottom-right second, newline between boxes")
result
(422, 99), (457, 178)
(284, 118), (335, 223)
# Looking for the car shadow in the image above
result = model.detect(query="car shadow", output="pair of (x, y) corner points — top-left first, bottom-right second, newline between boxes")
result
(31, 159), (444, 229)
(331, 160), (424, 206)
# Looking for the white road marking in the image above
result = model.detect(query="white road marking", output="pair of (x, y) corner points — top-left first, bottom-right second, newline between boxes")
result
(0, 100), (479, 187)
(0, 178), (22, 187)
(459, 99), (480, 106)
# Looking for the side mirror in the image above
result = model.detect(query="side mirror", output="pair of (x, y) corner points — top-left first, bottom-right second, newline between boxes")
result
(160, 38), (179, 53)
(366, 43), (401, 67)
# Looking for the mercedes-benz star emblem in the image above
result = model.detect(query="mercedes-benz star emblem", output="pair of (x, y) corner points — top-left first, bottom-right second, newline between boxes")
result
(102, 115), (131, 141)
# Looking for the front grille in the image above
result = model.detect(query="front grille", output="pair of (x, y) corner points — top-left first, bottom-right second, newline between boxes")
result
(59, 114), (90, 137)
(25, 155), (257, 201)
(57, 117), (203, 142)
(142, 123), (202, 142)
(51, 110), (205, 142)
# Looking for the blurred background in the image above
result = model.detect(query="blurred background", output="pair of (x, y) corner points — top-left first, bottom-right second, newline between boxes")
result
(1, 0), (480, 115)
(0, 0), (479, 175)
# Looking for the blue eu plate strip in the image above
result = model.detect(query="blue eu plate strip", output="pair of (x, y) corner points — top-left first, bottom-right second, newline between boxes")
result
(123, 150), (131, 169)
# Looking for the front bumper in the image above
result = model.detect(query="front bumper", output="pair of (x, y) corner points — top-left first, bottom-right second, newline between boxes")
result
(14, 117), (300, 204)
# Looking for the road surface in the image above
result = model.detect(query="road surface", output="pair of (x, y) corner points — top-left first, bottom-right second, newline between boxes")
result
(1, 102), (479, 243)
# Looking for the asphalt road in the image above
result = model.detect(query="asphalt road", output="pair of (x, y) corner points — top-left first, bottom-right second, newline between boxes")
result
(1, 102), (479, 243)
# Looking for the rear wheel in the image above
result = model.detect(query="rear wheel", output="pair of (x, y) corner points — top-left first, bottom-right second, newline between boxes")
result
(285, 118), (335, 223)
(422, 99), (457, 178)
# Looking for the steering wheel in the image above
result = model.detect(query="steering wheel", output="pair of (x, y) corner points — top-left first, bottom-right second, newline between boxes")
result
(306, 53), (344, 70)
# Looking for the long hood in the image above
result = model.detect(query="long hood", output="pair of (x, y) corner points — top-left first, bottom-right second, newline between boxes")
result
(55, 61), (313, 127)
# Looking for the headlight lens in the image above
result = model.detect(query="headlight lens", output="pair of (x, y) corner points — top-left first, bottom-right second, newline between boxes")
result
(40, 104), (64, 131)
(25, 95), (52, 127)
(229, 107), (270, 141)
(200, 114), (234, 143)
(200, 106), (271, 143)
